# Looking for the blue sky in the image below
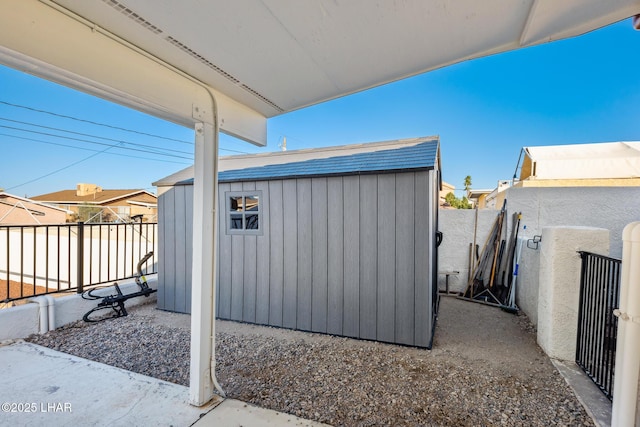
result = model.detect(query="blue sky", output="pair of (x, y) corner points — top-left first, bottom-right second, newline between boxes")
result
(0, 18), (638, 198)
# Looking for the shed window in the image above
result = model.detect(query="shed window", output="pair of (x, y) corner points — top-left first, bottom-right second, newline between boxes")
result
(226, 191), (262, 235)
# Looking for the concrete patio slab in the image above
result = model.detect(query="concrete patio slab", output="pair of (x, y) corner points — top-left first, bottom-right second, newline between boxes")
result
(0, 340), (326, 427)
(193, 399), (330, 427)
(0, 340), (218, 426)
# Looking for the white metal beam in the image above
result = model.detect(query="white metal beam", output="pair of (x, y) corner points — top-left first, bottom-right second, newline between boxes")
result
(0, 0), (267, 145)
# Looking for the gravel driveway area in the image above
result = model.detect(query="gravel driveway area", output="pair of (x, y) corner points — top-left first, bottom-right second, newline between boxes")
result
(26, 297), (593, 426)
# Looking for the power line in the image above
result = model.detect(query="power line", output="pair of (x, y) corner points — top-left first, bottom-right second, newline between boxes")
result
(0, 116), (246, 156)
(220, 147), (252, 155)
(0, 133), (191, 165)
(7, 143), (123, 191)
(1, 130), (248, 164)
(0, 124), (193, 160)
(0, 101), (254, 166)
(0, 100), (193, 145)
(0, 117), (193, 155)
(0, 113), (250, 157)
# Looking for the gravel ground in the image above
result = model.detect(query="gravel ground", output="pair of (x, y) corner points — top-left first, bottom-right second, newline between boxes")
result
(26, 297), (593, 426)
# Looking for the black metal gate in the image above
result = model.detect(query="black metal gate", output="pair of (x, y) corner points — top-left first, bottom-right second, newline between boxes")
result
(575, 251), (621, 400)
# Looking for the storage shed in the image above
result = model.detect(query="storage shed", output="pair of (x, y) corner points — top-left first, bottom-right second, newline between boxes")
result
(154, 136), (441, 348)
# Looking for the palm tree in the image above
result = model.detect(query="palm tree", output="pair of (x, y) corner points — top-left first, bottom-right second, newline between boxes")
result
(463, 175), (472, 193)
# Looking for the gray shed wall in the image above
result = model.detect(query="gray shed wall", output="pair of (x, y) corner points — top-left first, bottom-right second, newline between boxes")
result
(158, 170), (437, 347)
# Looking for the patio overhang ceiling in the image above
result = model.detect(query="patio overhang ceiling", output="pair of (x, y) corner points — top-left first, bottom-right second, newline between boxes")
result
(1, 0), (638, 146)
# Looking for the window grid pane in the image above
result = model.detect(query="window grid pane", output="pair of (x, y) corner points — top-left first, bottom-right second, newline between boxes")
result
(226, 191), (262, 235)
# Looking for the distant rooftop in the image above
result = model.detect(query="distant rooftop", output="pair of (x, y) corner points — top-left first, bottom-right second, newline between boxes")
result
(31, 183), (156, 205)
(518, 141), (640, 181)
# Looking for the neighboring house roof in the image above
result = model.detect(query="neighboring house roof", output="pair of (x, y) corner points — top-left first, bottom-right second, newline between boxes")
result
(126, 200), (157, 208)
(0, 192), (71, 214)
(518, 141), (640, 181)
(0, 192), (71, 225)
(441, 181), (455, 192)
(154, 137), (440, 186)
(31, 189), (157, 205)
(467, 189), (492, 199)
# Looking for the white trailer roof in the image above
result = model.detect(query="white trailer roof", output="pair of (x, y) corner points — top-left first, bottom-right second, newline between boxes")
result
(521, 141), (640, 180)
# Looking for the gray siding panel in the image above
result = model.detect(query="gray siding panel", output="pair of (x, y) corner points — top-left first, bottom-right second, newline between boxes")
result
(230, 183), (244, 321)
(242, 236), (257, 322)
(377, 174), (396, 343)
(395, 173), (416, 345)
(159, 168), (435, 348)
(156, 190), (164, 309)
(156, 189), (167, 310)
(359, 175), (377, 340)
(296, 178), (312, 331)
(269, 180), (285, 327)
(282, 180), (298, 329)
(242, 182), (257, 323)
(311, 178), (328, 333)
(414, 171), (431, 347)
(255, 181), (270, 325)
(185, 185), (194, 314)
(230, 234), (244, 321)
(160, 188), (176, 311)
(342, 176), (360, 338)
(173, 186), (188, 314)
(428, 170), (438, 339)
(327, 177), (344, 336)
(156, 184), (212, 315)
(218, 183), (232, 319)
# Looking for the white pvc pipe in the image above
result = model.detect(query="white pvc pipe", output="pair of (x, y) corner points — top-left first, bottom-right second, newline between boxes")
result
(611, 221), (640, 426)
(33, 296), (49, 334)
(44, 295), (55, 331)
(32, 295), (55, 333)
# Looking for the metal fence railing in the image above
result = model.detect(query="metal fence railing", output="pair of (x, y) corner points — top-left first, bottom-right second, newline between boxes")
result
(575, 251), (621, 401)
(1, 222), (157, 303)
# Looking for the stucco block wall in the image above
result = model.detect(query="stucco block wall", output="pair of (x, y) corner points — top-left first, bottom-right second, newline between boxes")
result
(438, 186), (638, 327)
(514, 236), (540, 325)
(505, 186), (640, 258)
(0, 303), (39, 341)
(0, 277), (157, 340)
(537, 226), (609, 361)
(437, 209), (500, 294)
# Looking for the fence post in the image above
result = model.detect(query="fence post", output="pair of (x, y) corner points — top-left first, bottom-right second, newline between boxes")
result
(611, 222), (640, 426)
(76, 221), (84, 294)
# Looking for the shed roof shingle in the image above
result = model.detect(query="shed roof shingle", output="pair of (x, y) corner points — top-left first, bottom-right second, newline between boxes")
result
(218, 139), (438, 182)
(155, 136), (439, 186)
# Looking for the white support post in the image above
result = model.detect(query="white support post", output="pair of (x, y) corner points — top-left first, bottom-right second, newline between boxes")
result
(189, 119), (223, 405)
(611, 222), (640, 426)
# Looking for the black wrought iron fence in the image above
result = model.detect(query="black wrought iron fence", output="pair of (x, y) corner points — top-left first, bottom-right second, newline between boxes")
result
(1, 222), (157, 302)
(575, 251), (621, 400)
